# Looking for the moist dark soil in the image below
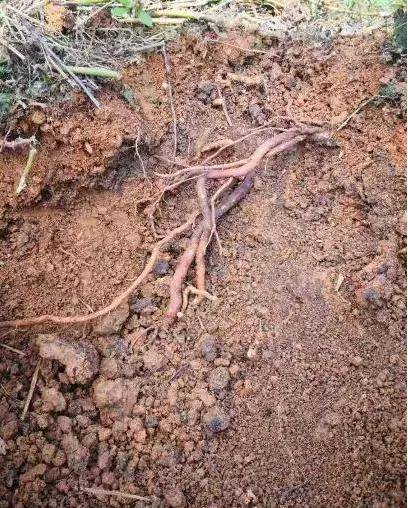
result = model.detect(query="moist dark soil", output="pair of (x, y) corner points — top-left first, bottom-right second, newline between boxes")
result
(0, 28), (406, 508)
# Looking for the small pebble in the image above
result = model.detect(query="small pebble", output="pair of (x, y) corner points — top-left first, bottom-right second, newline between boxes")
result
(203, 406), (230, 434)
(208, 367), (230, 391)
(246, 348), (257, 360)
(130, 297), (153, 314)
(153, 259), (169, 276)
(350, 356), (363, 367)
(200, 335), (218, 362)
(145, 415), (159, 428)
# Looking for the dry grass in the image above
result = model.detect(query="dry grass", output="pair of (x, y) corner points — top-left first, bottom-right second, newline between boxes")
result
(0, 0), (400, 119)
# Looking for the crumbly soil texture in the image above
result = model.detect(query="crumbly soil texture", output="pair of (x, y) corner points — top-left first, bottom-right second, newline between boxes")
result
(0, 28), (406, 508)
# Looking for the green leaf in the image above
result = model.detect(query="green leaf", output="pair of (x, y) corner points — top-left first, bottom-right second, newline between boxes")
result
(394, 7), (407, 53)
(137, 9), (153, 26)
(0, 92), (12, 123)
(111, 6), (129, 17)
(122, 87), (135, 105)
(118, 0), (134, 7)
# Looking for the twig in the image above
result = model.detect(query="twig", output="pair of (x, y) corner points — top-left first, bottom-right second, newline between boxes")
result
(120, 17), (185, 25)
(82, 488), (150, 502)
(134, 129), (146, 178)
(16, 145), (37, 195)
(216, 84), (233, 127)
(162, 44), (178, 164)
(0, 39), (26, 60)
(41, 41), (101, 108)
(59, 247), (93, 268)
(0, 342), (25, 356)
(21, 360), (42, 421)
(337, 96), (377, 131)
(65, 66), (121, 79)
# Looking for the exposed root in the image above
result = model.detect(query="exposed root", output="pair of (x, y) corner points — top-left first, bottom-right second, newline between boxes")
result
(0, 125), (330, 330)
(166, 175), (254, 318)
(167, 224), (204, 318)
(216, 84), (233, 127)
(195, 229), (211, 298)
(0, 214), (197, 329)
(180, 284), (217, 315)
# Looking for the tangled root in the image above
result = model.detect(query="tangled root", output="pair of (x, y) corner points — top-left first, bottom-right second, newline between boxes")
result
(0, 125), (329, 330)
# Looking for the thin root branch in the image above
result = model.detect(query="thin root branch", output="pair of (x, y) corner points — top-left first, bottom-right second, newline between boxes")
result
(180, 284), (217, 315)
(0, 215), (197, 329)
(216, 84), (233, 127)
(82, 488), (150, 502)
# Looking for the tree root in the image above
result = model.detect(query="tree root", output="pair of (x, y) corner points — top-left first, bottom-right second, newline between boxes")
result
(181, 285), (217, 315)
(0, 125), (330, 330)
(166, 175), (254, 318)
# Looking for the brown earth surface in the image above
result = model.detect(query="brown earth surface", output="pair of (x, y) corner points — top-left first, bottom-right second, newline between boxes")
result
(0, 29), (406, 508)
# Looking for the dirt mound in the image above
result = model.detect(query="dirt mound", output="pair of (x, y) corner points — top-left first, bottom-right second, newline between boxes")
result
(0, 30), (406, 507)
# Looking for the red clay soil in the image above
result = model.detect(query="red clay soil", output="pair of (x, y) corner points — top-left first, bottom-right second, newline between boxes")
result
(0, 29), (406, 508)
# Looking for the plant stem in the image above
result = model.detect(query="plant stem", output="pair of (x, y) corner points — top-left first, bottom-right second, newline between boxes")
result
(120, 17), (185, 24)
(152, 9), (200, 19)
(65, 66), (121, 79)
(16, 145), (37, 196)
(72, 0), (111, 5)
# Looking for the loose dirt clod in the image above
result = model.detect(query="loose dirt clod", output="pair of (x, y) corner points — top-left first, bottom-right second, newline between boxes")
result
(41, 387), (66, 413)
(61, 433), (90, 473)
(94, 302), (130, 335)
(36, 335), (99, 384)
(92, 377), (140, 415)
(143, 347), (166, 371)
(164, 487), (186, 507)
(208, 366), (230, 391)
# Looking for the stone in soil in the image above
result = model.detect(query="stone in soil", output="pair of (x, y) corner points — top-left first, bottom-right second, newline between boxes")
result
(200, 334), (218, 362)
(36, 334), (99, 384)
(153, 259), (170, 276)
(203, 405), (230, 434)
(208, 366), (230, 391)
(130, 297), (154, 313)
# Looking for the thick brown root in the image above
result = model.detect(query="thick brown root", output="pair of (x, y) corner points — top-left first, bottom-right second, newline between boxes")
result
(166, 225), (204, 318)
(166, 175), (253, 319)
(0, 125), (329, 330)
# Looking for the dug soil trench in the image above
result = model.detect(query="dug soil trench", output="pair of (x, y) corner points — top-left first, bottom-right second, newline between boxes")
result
(0, 30), (406, 507)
